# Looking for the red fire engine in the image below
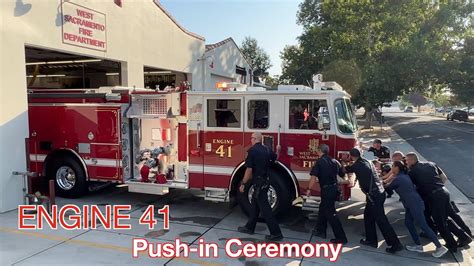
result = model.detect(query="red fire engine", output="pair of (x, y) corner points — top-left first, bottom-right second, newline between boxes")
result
(26, 77), (358, 215)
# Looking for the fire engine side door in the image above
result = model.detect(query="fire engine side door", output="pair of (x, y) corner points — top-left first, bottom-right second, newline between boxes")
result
(282, 96), (336, 192)
(27, 105), (40, 173)
(244, 95), (280, 156)
(84, 106), (122, 181)
(187, 95), (204, 189)
(202, 96), (245, 188)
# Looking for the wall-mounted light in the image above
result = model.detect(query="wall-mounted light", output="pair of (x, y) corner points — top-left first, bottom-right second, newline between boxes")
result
(106, 73), (119, 76)
(26, 59), (102, 66)
(55, 0), (70, 26)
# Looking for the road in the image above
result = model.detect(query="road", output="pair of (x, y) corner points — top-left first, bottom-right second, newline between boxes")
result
(384, 112), (474, 202)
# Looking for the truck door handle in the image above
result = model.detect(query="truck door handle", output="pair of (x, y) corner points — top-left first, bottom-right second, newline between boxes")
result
(277, 123), (281, 149)
(196, 122), (201, 149)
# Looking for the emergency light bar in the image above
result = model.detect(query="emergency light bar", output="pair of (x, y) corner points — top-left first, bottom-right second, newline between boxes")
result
(216, 82), (247, 91)
(216, 82), (228, 89)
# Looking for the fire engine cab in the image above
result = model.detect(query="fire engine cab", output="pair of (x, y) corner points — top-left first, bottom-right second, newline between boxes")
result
(27, 75), (358, 215)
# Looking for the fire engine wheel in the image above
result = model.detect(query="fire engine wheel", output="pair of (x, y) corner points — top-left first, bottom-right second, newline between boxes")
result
(49, 157), (87, 198)
(56, 166), (76, 190)
(238, 169), (291, 217)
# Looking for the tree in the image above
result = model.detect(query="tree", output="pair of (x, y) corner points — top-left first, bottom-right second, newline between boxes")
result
(449, 37), (474, 108)
(280, 45), (308, 85)
(429, 86), (451, 113)
(321, 59), (362, 97)
(240, 37), (272, 78)
(281, 0), (472, 128)
(408, 92), (428, 112)
(263, 75), (280, 88)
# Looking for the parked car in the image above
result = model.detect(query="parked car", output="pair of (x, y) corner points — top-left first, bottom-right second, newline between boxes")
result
(458, 107), (474, 115)
(462, 107), (474, 116)
(404, 106), (414, 112)
(447, 109), (468, 122)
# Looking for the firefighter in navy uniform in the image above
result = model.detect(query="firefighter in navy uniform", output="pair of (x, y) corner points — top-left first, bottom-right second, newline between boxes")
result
(238, 132), (283, 241)
(306, 144), (348, 244)
(343, 148), (403, 254)
(405, 153), (472, 252)
(368, 139), (391, 159)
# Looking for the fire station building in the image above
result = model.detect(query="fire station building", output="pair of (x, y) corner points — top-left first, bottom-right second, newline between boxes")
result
(0, 0), (251, 212)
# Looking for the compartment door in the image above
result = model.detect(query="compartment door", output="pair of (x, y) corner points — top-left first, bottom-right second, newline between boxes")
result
(86, 107), (121, 180)
(187, 95), (204, 188)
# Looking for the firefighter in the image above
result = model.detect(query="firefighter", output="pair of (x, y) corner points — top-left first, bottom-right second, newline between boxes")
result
(392, 151), (405, 163)
(238, 132), (283, 242)
(343, 148), (403, 254)
(306, 144), (348, 244)
(384, 161), (449, 258)
(405, 153), (472, 252)
(368, 139), (391, 160)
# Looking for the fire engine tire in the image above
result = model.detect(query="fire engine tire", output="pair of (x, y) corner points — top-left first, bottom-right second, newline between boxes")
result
(48, 157), (87, 198)
(237, 168), (292, 218)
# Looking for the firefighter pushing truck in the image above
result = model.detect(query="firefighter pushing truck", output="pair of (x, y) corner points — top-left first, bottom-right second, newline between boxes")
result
(26, 75), (358, 215)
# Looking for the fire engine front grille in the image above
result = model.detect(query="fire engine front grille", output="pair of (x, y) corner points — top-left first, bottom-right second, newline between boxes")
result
(143, 98), (168, 115)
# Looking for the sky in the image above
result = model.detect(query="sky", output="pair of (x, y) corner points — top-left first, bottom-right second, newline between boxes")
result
(159, 0), (303, 76)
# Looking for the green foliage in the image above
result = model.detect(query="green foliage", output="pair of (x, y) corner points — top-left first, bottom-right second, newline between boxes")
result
(408, 92), (428, 107)
(263, 75), (280, 88)
(321, 59), (362, 96)
(281, 0), (473, 109)
(240, 37), (272, 77)
(432, 93), (451, 108)
(449, 37), (474, 107)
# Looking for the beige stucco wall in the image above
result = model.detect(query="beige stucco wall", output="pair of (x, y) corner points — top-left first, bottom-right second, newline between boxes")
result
(0, 0), (205, 212)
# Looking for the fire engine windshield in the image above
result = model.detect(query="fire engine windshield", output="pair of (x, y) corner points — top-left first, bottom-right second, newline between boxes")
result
(335, 98), (357, 134)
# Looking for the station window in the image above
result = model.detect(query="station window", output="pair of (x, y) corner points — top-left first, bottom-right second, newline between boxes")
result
(288, 99), (329, 130)
(248, 100), (269, 129)
(207, 99), (241, 128)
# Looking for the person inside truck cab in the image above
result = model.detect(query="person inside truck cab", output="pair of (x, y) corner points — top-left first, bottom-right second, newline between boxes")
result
(300, 107), (311, 129)
(295, 104), (305, 128)
(300, 107), (318, 130)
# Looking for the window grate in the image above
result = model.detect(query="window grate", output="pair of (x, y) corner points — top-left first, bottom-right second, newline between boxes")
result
(143, 98), (168, 115)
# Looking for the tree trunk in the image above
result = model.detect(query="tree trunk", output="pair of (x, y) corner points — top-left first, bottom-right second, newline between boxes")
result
(364, 109), (374, 129)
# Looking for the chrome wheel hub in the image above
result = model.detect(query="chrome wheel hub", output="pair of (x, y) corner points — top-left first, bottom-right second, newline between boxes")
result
(247, 185), (278, 210)
(56, 166), (76, 190)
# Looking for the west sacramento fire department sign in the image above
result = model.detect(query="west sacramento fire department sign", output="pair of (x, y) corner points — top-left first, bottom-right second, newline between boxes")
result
(62, 2), (107, 52)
